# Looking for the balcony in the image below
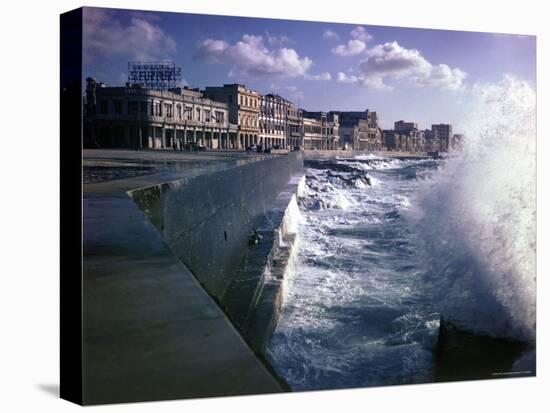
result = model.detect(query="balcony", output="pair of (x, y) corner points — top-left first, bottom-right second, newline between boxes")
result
(92, 113), (228, 128)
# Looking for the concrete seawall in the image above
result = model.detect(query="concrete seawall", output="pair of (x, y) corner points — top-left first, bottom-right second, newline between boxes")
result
(82, 150), (303, 404)
(129, 152), (304, 354)
(129, 153), (303, 300)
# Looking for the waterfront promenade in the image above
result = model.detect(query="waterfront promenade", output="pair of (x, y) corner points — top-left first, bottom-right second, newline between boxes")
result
(81, 148), (429, 403)
(83, 149), (287, 404)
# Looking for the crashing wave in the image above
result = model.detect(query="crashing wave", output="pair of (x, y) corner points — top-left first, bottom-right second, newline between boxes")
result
(407, 76), (536, 343)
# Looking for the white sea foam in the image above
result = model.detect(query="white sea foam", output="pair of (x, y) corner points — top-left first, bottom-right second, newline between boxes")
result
(407, 76), (536, 342)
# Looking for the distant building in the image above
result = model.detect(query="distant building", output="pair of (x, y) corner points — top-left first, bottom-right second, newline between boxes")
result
(432, 123), (453, 152)
(382, 130), (401, 151)
(84, 77), (235, 149)
(394, 120), (418, 132)
(204, 84), (260, 149)
(286, 102), (303, 149)
(422, 129), (440, 152)
(384, 120), (425, 152)
(302, 111), (339, 150)
(329, 110), (381, 150)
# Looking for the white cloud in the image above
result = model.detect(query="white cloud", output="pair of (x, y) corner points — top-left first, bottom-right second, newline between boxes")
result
(336, 72), (357, 83)
(195, 34), (316, 79)
(336, 71), (389, 89)
(83, 8), (176, 63)
(338, 41), (466, 90)
(323, 30), (340, 41)
(331, 26), (372, 57)
(418, 64), (467, 90)
(350, 26), (373, 42)
(331, 39), (367, 56)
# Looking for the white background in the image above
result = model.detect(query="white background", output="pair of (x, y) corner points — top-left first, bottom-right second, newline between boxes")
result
(0, 0), (547, 411)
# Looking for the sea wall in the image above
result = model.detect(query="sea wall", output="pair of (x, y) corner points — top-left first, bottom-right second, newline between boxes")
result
(129, 152), (303, 352)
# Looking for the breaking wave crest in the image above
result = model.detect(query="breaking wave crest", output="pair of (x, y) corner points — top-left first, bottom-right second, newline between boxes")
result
(407, 76), (536, 342)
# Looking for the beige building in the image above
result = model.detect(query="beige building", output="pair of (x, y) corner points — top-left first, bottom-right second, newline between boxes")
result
(330, 110), (380, 150)
(302, 111), (339, 150)
(84, 78), (235, 150)
(204, 84), (260, 149)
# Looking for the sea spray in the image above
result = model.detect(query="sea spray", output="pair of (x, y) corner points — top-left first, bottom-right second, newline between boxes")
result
(407, 76), (536, 342)
(278, 192), (303, 304)
(244, 187), (304, 353)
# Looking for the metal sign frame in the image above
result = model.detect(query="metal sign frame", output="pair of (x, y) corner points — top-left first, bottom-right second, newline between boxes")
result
(127, 61), (182, 90)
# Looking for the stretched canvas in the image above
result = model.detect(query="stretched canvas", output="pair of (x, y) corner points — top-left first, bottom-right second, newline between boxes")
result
(60, 6), (536, 405)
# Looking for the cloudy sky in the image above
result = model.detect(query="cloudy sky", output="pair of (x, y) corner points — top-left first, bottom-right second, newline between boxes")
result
(82, 7), (536, 130)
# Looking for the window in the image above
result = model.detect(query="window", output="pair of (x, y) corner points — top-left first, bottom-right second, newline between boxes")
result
(176, 105), (182, 119)
(165, 103), (173, 118)
(215, 111), (224, 124)
(185, 106), (192, 120)
(205, 109), (211, 122)
(153, 102), (162, 117)
(196, 107), (201, 121)
(113, 100), (122, 115)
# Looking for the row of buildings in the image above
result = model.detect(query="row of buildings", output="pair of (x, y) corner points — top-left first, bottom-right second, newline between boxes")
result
(84, 77), (460, 152)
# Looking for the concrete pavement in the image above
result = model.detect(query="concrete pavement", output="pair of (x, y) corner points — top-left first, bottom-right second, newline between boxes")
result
(82, 149), (286, 404)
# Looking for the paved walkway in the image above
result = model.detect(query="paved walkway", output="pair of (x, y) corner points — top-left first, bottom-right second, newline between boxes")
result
(82, 149), (284, 404)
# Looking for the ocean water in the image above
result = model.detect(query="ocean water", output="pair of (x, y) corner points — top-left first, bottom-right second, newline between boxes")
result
(266, 77), (536, 390)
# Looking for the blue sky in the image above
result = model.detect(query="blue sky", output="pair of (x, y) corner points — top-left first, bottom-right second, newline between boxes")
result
(82, 7), (536, 130)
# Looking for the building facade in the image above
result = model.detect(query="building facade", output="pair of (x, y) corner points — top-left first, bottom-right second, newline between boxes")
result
(84, 75), (455, 154)
(302, 111), (339, 150)
(432, 123), (453, 152)
(204, 84), (260, 149)
(287, 102), (303, 149)
(259, 94), (290, 149)
(84, 78), (235, 150)
(330, 110), (381, 150)
(394, 120), (418, 132)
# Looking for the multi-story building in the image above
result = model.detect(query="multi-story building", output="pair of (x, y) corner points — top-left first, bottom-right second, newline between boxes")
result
(353, 119), (382, 150)
(432, 123), (453, 152)
(382, 129), (426, 152)
(259, 94), (290, 149)
(302, 111), (339, 150)
(204, 84), (260, 149)
(330, 110), (381, 150)
(394, 120), (418, 132)
(287, 102), (303, 149)
(391, 120), (425, 152)
(382, 130), (399, 151)
(84, 77), (235, 149)
(424, 128), (447, 153)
